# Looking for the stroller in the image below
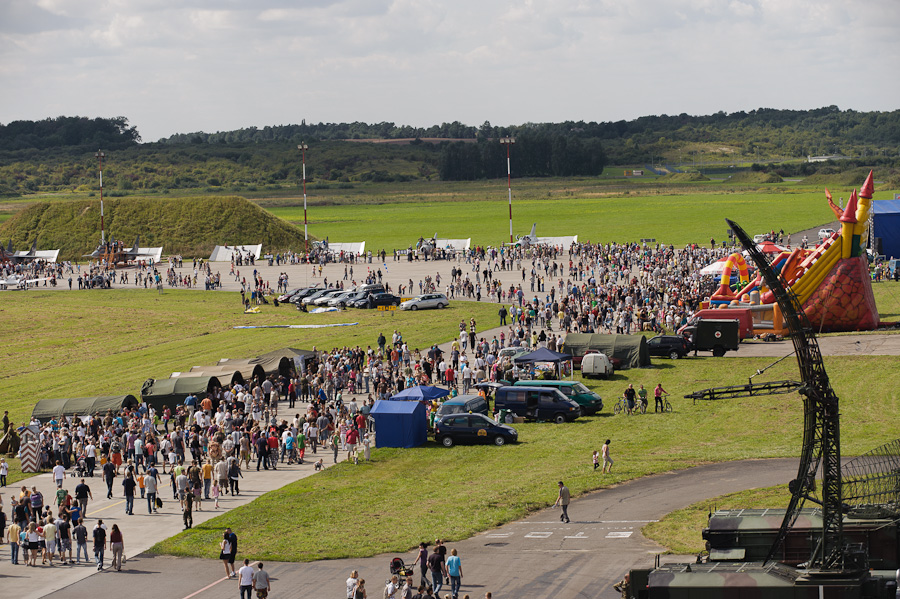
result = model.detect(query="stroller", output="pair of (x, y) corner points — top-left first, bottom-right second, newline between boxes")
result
(72, 455), (88, 478)
(389, 557), (415, 578)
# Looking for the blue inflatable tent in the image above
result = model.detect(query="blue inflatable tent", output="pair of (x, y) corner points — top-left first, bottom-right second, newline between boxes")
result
(370, 399), (427, 448)
(874, 200), (900, 260)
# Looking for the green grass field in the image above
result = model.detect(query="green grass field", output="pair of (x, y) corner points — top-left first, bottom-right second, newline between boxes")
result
(266, 189), (845, 250)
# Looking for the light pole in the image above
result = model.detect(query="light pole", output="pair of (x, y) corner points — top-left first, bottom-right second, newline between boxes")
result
(500, 137), (516, 243)
(95, 150), (106, 244)
(298, 143), (309, 255)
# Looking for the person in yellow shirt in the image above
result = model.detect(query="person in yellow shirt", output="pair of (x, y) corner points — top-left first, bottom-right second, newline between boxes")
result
(201, 460), (213, 499)
(7, 521), (21, 564)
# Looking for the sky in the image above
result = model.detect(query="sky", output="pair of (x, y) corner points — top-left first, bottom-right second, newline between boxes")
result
(1, 0), (899, 142)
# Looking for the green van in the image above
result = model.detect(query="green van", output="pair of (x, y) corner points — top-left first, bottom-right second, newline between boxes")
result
(513, 380), (603, 415)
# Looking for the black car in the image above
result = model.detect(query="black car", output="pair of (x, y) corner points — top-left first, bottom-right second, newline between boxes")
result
(350, 292), (401, 309)
(435, 394), (490, 418)
(433, 413), (517, 447)
(647, 335), (692, 359)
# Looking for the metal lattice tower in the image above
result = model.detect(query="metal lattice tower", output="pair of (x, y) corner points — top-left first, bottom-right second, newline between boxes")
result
(726, 219), (844, 569)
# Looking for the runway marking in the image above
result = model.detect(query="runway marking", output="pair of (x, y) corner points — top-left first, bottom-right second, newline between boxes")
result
(564, 532), (588, 539)
(485, 533), (512, 538)
(606, 531), (634, 539)
(524, 531), (553, 539)
(182, 575), (229, 599)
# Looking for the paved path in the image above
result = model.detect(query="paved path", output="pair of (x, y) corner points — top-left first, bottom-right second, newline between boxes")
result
(38, 459), (799, 599)
(0, 432), (351, 599)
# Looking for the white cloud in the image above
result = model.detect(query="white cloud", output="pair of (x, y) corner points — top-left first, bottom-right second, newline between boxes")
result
(0, 0), (897, 140)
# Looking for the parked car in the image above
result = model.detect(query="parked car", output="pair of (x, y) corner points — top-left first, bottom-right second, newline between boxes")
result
(327, 290), (363, 307)
(513, 380), (603, 415)
(580, 352), (614, 379)
(277, 288), (305, 302)
(647, 335), (692, 359)
(301, 288), (335, 305)
(351, 292), (402, 309)
(435, 394), (489, 418)
(494, 385), (580, 423)
(433, 413), (518, 447)
(818, 228), (836, 240)
(498, 347), (529, 361)
(400, 293), (449, 311)
(311, 289), (346, 306)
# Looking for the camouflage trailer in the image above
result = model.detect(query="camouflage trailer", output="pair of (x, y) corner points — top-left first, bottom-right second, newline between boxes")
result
(629, 561), (896, 599)
(703, 508), (900, 569)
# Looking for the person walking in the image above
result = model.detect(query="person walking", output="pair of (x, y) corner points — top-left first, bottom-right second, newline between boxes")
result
(253, 561), (271, 598)
(74, 479), (92, 518)
(654, 383), (669, 413)
(145, 470), (158, 514)
(238, 558), (254, 599)
(220, 531), (234, 577)
(415, 542), (429, 588)
(446, 548), (463, 599)
(554, 480), (571, 523)
(427, 546), (447, 596)
(123, 472), (136, 515)
(224, 527), (238, 577)
(602, 439), (613, 474)
(93, 519), (107, 570)
(110, 524), (124, 571)
(346, 569), (360, 599)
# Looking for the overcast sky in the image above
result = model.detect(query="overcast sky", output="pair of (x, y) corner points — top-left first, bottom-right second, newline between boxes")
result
(1, 0), (898, 142)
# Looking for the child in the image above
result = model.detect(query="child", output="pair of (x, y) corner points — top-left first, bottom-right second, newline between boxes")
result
(314, 458), (324, 471)
(592, 450), (599, 470)
(137, 473), (145, 498)
(211, 479), (220, 509)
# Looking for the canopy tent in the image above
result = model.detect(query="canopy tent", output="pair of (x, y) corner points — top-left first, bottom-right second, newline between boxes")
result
(325, 242), (366, 256)
(255, 347), (317, 375)
(209, 244), (262, 262)
(31, 395), (139, 421)
(370, 400), (427, 448)
(874, 200), (900, 259)
(141, 376), (222, 412)
(171, 370), (245, 387)
(559, 333), (650, 369)
(390, 385), (450, 401)
(513, 347), (573, 364)
(433, 238), (471, 251)
(194, 361), (266, 384)
(700, 258), (728, 276)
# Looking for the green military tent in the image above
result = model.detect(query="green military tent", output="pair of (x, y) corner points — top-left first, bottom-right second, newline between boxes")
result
(31, 395), (139, 421)
(560, 333), (650, 369)
(141, 376), (222, 412)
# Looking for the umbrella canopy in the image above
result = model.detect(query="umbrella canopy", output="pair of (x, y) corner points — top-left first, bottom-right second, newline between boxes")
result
(700, 258), (728, 276)
(389, 385), (450, 401)
(753, 241), (787, 254)
(513, 347), (572, 364)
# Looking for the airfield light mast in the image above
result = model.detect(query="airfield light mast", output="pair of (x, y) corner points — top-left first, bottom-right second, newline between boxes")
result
(95, 150), (106, 245)
(298, 143), (309, 255)
(500, 137), (516, 243)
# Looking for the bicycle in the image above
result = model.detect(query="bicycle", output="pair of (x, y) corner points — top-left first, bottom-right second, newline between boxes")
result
(654, 394), (673, 413)
(613, 397), (645, 415)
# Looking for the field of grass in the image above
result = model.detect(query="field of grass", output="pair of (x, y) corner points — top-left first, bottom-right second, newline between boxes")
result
(266, 188), (850, 250)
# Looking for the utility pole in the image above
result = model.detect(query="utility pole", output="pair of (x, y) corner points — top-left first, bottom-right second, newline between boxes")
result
(500, 137), (516, 243)
(298, 143), (309, 255)
(95, 150), (106, 244)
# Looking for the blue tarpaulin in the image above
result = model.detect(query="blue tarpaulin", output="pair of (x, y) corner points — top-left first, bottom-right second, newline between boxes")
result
(370, 400), (427, 448)
(874, 200), (900, 260)
(389, 385), (450, 401)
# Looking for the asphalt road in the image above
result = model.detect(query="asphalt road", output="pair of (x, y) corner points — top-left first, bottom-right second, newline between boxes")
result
(40, 459), (799, 599)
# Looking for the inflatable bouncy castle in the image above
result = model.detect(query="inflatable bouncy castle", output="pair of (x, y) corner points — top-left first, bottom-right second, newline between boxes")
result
(707, 171), (879, 335)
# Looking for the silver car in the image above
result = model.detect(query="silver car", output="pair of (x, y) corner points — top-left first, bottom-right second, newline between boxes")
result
(399, 293), (449, 311)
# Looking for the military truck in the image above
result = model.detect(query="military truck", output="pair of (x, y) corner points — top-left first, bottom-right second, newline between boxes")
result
(685, 318), (740, 357)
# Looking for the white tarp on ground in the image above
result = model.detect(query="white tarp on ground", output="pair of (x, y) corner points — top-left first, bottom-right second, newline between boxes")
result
(434, 238), (471, 251)
(536, 235), (578, 247)
(326, 242), (366, 255)
(136, 247), (163, 263)
(14, 249), (60, 263)
(209, 244), (262, 262)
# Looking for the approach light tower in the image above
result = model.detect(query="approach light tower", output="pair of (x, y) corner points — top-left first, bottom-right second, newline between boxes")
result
(95, 150), (106, 244)
(298, 142), (309, 255)
(500, 137), (516, 243)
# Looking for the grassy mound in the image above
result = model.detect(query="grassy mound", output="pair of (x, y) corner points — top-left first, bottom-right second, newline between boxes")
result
(665, 172), (710, 182)
(726, 171), (784, 184)
(0, 195), (311, 259)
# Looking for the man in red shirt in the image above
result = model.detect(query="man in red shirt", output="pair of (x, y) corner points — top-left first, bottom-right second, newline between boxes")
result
(355, 412), (366, 433)
(266, 434), (278, 470)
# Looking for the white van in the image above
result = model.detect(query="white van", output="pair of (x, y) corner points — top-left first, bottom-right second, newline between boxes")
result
(581, 352), (613, 379)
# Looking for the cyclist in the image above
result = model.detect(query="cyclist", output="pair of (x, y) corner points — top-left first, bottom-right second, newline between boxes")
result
(654, 383), (669, 413)
(623, 384), (636, 415)
(637, 385), (648, 414)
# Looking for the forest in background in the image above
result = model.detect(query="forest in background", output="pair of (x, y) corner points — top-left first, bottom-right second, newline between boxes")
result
(0, 107), (899, 195)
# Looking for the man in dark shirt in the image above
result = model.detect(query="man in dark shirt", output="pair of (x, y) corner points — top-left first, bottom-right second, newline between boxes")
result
(74, 518), (89, 563)
(93, 520), (107, 570)
(255, 436), (269, 471)
(103, 460), (116, 498)
(427, 540), (448, 597)
(74, 479), (92, 518)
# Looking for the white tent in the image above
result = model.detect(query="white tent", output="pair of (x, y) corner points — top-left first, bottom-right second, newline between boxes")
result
(434, 238), (471, 251)
(209, 244), (262, 262)
(326, 242), (366, 255)
(536, 235), (578, 247)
